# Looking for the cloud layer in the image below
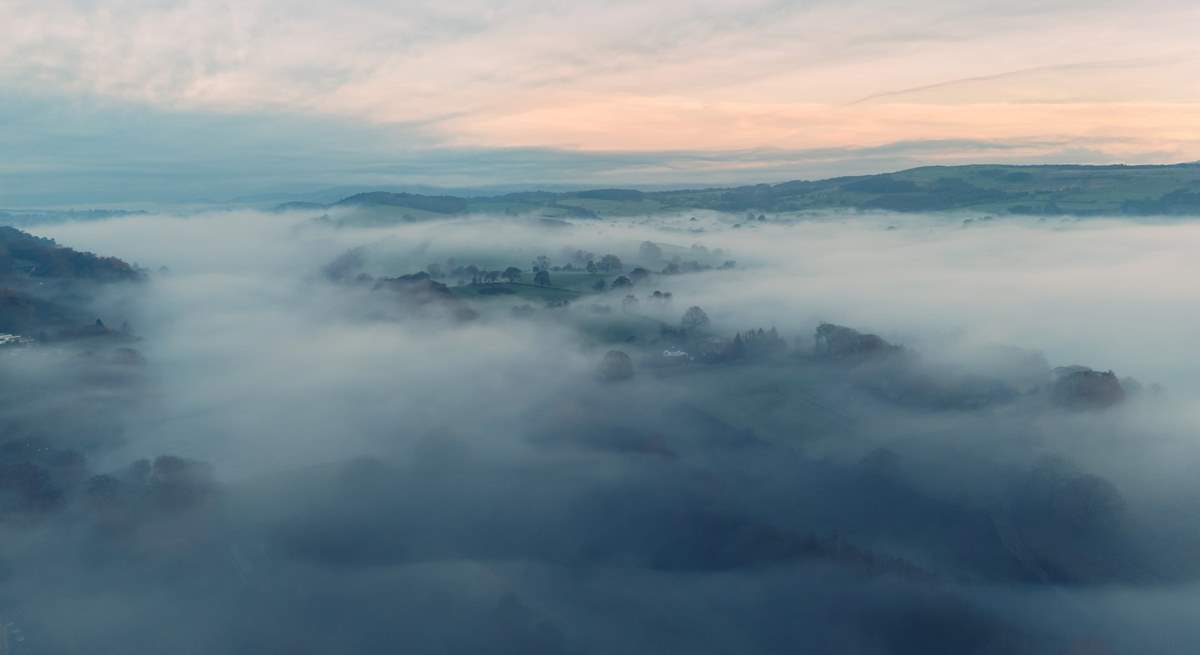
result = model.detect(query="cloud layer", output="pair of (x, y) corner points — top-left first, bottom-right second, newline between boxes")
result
(4, 209), (1200, 652)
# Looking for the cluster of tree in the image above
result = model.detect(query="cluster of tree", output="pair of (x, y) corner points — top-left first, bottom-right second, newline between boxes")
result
(597, 350), (635, 381)
(680, 306), (710, 331)
(639, 241), (664, 262)
(1050, 367), (1127, 409)
(0, 436), (215, 524)
(88, 455), (216, 515)
(609, 289), (673, 314)
(566, 249), (596, 266)
(677, 327), (790, 365)
(659, 259), (735, 275)
(729, 328), (789, 360)
(586, 254), (624, 274)
(1007, 457), (1138, 582)
(604, 267), (651, 291)
(367, 273), (479, 321)
(813, 323), (900, 359)
(432, 263), (554, 287)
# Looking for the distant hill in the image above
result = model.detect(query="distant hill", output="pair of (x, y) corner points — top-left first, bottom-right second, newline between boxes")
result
(335, 191), (470, 214)
(0, 208), (147, 227)
(282, 163), (1200, 220)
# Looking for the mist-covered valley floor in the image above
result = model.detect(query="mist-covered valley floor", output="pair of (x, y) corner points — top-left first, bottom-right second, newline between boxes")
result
(3, 209), (1200, 654)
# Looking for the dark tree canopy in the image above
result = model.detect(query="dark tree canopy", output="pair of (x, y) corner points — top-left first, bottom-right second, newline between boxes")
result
(639, 241), (664, 262)
(597, 254), (623, 273)
(598, 350), (635, 381)
(681, 305), (710, 331)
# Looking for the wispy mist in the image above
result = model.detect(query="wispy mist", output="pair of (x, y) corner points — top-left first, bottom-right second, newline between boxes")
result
(3, 209), (1198, 653)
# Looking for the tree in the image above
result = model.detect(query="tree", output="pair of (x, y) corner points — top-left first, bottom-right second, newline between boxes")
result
(592, 278), (606, 291)
(629, 267), (650, 283)
(639, 241), (663, 262)
(533, 269), (551, 286)
(611, 275), (631, 289)
(730, 332), (747, 359)
(681, 306), (710, 331)
(586, 260), (597, 274)
(598, 254), (623, 273)
(483, 270), (501, 283)
(502, 266), (523, 283)
(598, 350), (634, 381)
(622, 294), (639, 312)
(532, 255), (551, 272)
(465, 264), (481, 283)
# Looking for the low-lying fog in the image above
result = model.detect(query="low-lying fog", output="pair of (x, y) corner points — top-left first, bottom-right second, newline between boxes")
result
(6, 209), (1200, 654)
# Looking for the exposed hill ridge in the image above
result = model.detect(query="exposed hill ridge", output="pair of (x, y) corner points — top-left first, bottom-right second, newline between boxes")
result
(297, 162), (1200, 219)
(0, 225), (143, 339)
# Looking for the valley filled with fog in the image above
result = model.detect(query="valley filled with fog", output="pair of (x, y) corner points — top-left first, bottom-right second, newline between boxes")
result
(4, 209), (1200, 653)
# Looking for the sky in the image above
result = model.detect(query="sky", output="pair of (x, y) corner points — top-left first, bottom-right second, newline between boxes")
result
(2, 0), (1199, 205)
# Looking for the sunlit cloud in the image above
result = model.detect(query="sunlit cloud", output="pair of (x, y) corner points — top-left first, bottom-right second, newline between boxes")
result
(1, 0), (1198, 201)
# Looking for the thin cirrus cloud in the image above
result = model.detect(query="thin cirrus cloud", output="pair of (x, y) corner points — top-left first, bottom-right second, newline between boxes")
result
(0, 0), (1198, 202)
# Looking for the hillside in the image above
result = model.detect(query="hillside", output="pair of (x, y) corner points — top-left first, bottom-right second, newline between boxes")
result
(297, 163), (1200, 220)
(0, 226), (143, 341)
(0, 226), (142, 282)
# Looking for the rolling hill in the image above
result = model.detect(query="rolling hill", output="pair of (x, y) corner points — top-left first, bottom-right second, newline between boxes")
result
(290, 162), (1200, 220)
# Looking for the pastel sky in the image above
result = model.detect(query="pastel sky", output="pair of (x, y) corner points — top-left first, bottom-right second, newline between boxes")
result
(2, 0), (1199, 204)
